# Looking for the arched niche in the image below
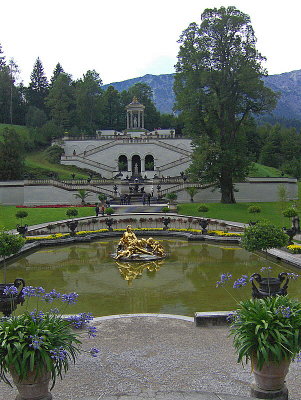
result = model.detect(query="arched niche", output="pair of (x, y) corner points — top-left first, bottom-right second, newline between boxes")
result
(132, 155), (141, 176)
(145, 154), (154, 171)
(118, 155), (128, 171)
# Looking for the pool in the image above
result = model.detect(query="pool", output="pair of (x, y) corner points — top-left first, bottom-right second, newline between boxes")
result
(5, 238), (300, 316)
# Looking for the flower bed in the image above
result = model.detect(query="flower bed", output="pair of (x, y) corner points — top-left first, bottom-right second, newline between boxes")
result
(25, 228), (242, 242)
(287, 244), (301, 254)
(16, 204), (95, 208)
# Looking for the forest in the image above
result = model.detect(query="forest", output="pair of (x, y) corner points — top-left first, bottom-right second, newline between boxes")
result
(0, 41), (301, 181)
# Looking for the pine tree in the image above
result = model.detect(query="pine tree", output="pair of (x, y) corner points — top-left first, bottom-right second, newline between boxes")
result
(26, 57), (49, 110)
(50, 62), (65, 87)
(46, 73), (75, 128)
(0, 43), (6, 70)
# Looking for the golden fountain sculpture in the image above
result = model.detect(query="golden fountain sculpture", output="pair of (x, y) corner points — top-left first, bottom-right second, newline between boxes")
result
(113, 225), (166, 261)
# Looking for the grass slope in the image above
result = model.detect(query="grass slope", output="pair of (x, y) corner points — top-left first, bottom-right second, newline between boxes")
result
(248, 163), (291, 178)
(25, 152), (89, 179)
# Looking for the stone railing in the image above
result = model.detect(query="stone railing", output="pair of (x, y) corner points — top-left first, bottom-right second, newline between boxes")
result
(57, 135), (186, 141)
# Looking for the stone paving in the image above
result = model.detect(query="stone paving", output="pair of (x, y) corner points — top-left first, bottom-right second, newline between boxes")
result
(1, 315), (300, 400)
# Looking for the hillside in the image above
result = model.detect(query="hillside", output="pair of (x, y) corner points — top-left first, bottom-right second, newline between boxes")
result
(104, 70), (301, 121)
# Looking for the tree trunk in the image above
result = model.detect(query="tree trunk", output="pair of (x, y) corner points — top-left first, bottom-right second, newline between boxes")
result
(220, 170), (236, 203)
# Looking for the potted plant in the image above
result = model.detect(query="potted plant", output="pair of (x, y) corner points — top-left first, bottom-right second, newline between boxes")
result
(198, 204), (210, 233)
(0, 286), (99, 399)
(16, 210), (28, 236)
(230, 295), (301, 397)
(66, 208), (78, 236)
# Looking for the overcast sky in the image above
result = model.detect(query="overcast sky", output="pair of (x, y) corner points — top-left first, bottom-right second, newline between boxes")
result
(1, 0), (300, 85)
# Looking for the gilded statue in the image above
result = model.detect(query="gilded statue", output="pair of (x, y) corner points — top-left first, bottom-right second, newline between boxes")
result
(113, 225), (166, 261)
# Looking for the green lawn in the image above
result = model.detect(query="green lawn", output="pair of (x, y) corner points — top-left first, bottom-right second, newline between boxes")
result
(177, 201), (293, 228)
(25, 152), (90, 180)
(249, 163), (291, 178)
(0, 206), (96, 231)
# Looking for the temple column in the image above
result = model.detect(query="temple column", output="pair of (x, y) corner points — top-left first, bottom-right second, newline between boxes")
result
(142, 112), (144, 129)
(141, 157), (145, 173)
(138, 111), (141, 128)
(127, 111), (130, 129)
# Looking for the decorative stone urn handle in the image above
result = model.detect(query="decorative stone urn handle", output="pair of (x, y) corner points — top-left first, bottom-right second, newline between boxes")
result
(14, 278), (26, 304)
(251, 272), (289, 299)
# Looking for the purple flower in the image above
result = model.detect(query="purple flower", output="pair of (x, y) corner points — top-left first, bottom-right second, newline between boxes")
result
(3, 285), (18, 296)
(29, 335), (44, 350)
(260, 266), (272, 272)
(287, 273), (299, 280)
(233, 275), (249, 289)
(216, 273), (232, 287)
(61, 292), (79, 304)
(276, 306), (292, 318)
(50, 347), (68, 361)
(293, 351), (301, 362)
(89, 347), (99, 357)
(43, 289), (61, 303)
(88, 326), (97, 338)
(49, 308), (60, 314)
(66, 312), (93, 329)
(22, 286), (46, 298)
(29, 310), (45, 322)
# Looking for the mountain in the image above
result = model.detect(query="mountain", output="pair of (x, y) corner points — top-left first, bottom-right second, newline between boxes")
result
(103, 74), (175, 114)
(103, 70), (301, 121)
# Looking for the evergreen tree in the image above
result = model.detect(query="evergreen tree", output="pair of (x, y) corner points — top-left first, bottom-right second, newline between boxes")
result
(0, 128), (24, 180)
(75, 70), (103, 133)
(50, 63), (65, 87)
(100, 86), (123, 130)
(46, 73), (75, 128)
(0, 43), (6, 70)
(0, 68), (11, 123)
(26, 57), (49, 110)
(174, 6), (278, 203)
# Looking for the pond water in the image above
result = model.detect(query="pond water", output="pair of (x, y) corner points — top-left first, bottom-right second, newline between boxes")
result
(5, 238), (301, 317)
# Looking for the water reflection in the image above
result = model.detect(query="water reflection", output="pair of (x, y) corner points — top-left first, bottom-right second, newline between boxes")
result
(4, 239), (300, 317)
(115, 260), (164, 285)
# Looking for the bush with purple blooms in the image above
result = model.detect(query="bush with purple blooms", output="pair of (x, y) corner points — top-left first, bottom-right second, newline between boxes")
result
(216, 270), (301, 370)
(230, 295), (301, 370)
(0, 286), (99, 389)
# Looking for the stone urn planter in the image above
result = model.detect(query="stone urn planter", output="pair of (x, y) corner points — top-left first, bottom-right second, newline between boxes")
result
(0, 278), (25, 317)
(67, 220), (78, 236)
(16, 225), (28, 237)
(251, 358), (290, 399)
(10, 368), (52, 400)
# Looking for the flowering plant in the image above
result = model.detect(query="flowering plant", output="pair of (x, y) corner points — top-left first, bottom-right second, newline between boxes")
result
(230, 295), (301, 370)
(0, 286), (98, 389)
(217, 270), (301, 370)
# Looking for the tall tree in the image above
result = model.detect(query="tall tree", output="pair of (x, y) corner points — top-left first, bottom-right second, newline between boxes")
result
(50, 62), (65, 87)
(174, 6), (278, 203)
(0, 43), (6, 70)
(75, 69), (103, 133)
(100, 85), (122, 130)
(46, 73), (75, 128)
(0, 128), (24, 180)
(26, 57), (49, 110)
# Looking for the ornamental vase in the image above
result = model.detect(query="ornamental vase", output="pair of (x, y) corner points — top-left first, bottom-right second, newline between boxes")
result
(252, 358), (290, 391)
(10, 368), (52, 400)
